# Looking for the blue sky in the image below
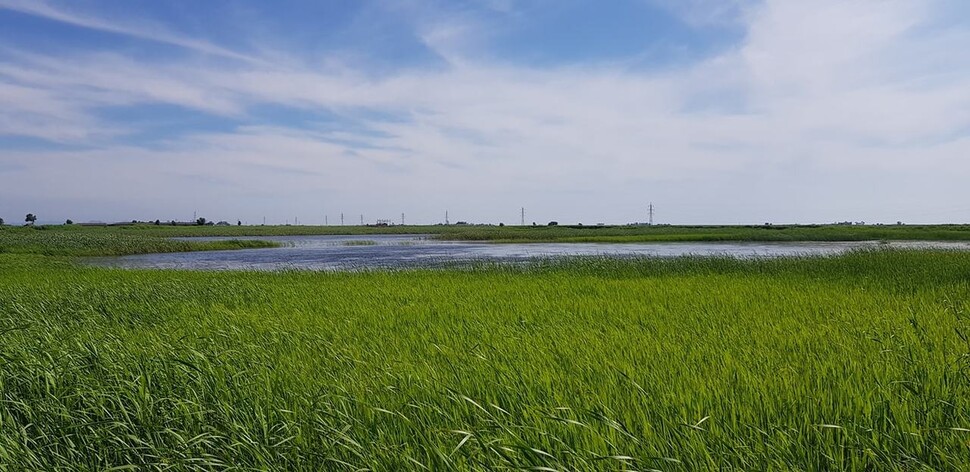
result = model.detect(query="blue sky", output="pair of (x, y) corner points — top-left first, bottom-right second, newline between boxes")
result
(1, 0), (969, 225)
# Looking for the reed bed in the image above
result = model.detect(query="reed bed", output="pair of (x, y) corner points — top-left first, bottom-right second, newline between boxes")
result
(433, 224), (970, 243)
(6, 222), (970, 243)
(0, 226), (277, 256)
(1, 249), (968, 470)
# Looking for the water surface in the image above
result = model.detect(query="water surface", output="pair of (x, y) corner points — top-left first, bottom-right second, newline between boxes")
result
(88, 235), (970, 271)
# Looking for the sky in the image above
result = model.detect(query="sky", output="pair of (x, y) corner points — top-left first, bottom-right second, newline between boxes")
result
(1, 0), (969, 226)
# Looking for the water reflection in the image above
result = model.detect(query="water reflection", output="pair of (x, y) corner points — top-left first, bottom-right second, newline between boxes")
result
(89, 235), (970, 271)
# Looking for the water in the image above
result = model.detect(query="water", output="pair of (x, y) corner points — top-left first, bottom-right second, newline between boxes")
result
(87, 235), (970, 271)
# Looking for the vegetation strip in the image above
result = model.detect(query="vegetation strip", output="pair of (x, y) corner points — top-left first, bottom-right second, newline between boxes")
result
(5, 223), (970, 248)
(0, 242), (968, 469)
(0, 226), (279, 257)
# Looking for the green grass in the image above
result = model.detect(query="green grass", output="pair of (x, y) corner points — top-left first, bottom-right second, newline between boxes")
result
(6, 222), (970, 244)
(0, 226), (278, 256)
(341, 239), (378, 246)
(433, 223), (970, 243)
(40, 223), (445, 238)
(1, 249), (969, 470)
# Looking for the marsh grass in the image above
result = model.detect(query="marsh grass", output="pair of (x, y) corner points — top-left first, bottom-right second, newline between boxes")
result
(341, 240), (378, 246)
(6, 222), (970, 244)
(0, 226), (278, 256)
(1, 249), (969, 469)
(434, 224), (970, 243)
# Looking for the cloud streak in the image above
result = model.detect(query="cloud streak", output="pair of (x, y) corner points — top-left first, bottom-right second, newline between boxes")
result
(0, 0), (258, 63)
(1, 0), (969, 224)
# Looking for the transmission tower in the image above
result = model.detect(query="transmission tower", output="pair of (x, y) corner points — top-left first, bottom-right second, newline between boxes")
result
(521, 207), (525, 226)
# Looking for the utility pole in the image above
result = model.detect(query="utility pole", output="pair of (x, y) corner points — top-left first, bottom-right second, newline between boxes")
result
(445, 210), (449, 225)
(325, 215), (328, 226)
(401, 213), (405, 225)
(262, 216), (266, 226)
(193, 210), (197, 222)
(521, 207), (525, 226)
(360, 214), (364, 225)
(295, 217), (299, 226)
(648, 203), (654, 226)
(340, 213), (344, 225)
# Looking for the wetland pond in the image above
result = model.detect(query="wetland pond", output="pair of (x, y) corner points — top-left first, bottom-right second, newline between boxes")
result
(88, 235), (970, 271)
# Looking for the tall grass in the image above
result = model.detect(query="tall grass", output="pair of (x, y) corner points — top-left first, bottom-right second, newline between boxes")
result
(434, 223), (970, 243)
(0, 226), (277, 256)
(341, 239), (378, 246)
(6, 222), (970, 243)
(1, 249), (968, 469)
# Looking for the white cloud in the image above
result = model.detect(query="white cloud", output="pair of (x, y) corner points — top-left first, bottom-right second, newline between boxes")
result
(1, 0), (969, 224)
(0, 0), (258, 63)
(648, 0), (754, 28)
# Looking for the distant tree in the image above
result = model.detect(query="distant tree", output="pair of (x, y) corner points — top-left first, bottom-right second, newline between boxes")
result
(154, 219), (161, 225)
(237, 220), (242, 226)
(547, 221), (558, 226)
(498, 222), (504, 227)
(65, 219), (73, 225)
(25, 213), (37, 225)
(170, 220), (177, 226)
(0, 217), (5, 225)
(196, 217), (207, 226)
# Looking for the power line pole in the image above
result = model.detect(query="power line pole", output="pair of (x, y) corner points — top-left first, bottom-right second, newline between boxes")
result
(360, 214), (364, 225)
(445, 210), (449, 225)
(648, 203), (654, 226)
(340, 213), (344, 225)
(262, 216), (266, 226)
(521, 207), (525, 226)
(325, 215), (328, 226)
(401, 213), (405, 225)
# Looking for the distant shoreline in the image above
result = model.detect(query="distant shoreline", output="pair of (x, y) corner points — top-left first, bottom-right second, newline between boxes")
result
(5, 222), (970, 245)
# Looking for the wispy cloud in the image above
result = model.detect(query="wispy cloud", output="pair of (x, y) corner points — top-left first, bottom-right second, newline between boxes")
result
(0, 0), (258, 63)
(648, 0), (754, 28)
(1, 0), (969, 224)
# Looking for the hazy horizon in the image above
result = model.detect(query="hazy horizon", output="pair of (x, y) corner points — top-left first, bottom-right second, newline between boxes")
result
(2, 0), (969, 226)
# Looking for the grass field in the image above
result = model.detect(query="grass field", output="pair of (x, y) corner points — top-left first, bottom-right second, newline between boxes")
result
(4, 222), (970, 244)
(432, 224), (970, 243)
(1, 239), (969, 469)
(0, 226), (277, 256)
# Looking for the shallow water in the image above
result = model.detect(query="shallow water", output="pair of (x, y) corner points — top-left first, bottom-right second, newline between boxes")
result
(86, 235), (970, 271)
